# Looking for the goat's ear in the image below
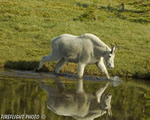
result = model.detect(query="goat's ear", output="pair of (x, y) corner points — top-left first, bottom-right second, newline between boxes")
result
(111, 47), (116, 54)
(107, 107), (112, 117)
(108, 108), (112, 117)
(110, 43), (118, 54)
(114, 42), (118, 53)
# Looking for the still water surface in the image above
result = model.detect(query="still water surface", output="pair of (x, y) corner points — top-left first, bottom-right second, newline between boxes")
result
(0, 69), (150, 120)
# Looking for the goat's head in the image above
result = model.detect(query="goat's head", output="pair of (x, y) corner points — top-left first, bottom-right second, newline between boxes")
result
(104, 43), (118, 69)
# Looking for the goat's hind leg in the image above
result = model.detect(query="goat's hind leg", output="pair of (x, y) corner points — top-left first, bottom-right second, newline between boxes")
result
(54, 58), (67, 74)
(37, 54), (58, 70)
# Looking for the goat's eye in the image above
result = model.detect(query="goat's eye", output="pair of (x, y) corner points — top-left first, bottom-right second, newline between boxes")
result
(109, 55), (111, 57)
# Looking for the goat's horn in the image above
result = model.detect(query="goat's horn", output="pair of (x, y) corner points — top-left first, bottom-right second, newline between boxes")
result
(110, 43), (113, 49)
(115, 42), (118, 48)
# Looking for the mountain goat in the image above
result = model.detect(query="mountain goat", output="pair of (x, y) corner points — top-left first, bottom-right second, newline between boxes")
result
(37, 33), (118, 79)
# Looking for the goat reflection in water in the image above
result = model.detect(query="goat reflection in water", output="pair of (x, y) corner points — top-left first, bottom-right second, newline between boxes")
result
(38, 79), (112, 120)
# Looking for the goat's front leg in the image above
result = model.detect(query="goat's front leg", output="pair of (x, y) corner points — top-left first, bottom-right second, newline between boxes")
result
(96, 58), (110, 80)
(78, 63), (86, 79)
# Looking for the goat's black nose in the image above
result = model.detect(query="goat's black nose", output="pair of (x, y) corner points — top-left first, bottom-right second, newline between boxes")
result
(111, 67), (114, 69)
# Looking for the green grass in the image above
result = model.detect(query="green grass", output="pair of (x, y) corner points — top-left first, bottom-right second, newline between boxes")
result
(0, 0), (150, 79)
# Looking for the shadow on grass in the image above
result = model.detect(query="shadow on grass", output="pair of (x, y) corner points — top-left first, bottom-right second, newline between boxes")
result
(4, 61), (150, 80)
(132, 71), (150, 80)
(99, 5), (150, 24)
(76, 2), (150, 24)
(4, 60), (49, 72)
(76, 2), (89, 8)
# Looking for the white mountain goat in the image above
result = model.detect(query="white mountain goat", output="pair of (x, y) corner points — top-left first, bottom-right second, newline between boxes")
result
(36, 33), (118, 79)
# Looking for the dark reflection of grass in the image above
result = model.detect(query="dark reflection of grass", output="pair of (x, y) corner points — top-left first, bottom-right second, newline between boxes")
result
(1, 74), (150, 120)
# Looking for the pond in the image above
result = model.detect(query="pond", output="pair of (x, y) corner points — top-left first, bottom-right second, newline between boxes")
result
(0, 68), (150, 120)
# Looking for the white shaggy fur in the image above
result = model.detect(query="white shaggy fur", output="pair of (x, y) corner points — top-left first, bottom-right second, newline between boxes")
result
(37, 33), (117, 79)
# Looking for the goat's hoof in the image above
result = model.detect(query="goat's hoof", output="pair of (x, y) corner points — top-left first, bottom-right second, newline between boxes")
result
(34, 67), (40, 72)
(78, 76), (83, 79)
(107, 78), (112, 81)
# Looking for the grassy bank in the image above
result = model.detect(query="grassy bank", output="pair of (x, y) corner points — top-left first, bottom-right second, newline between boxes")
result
(0, 0), (150, 79)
